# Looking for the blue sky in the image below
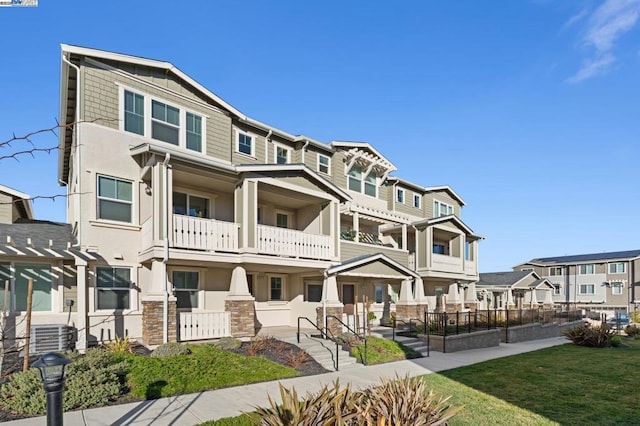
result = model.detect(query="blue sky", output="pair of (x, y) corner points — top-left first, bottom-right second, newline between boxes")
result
(0, 1), (639, 272)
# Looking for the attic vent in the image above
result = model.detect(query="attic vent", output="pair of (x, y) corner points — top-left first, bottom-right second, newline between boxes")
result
(29, 324), (75, 354)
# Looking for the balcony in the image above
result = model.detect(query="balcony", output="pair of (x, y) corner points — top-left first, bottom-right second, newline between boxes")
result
(257, 224), (332, 260)
(432, 253), (463, 273)
(172, 215), (239, 252)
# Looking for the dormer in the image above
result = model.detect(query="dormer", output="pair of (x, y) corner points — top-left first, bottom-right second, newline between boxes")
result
(331, 141), (396, 199)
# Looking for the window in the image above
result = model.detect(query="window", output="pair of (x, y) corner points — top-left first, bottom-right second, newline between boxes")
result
(609, 262), (626, 274)
(124, 90), (144, 135)
(172, 271), (199, 309)
(433, 244), (446, 255)
(97, 175), (132, 223)
(375, 284), (385, 303)
(521, 268), (533, 272)
(14, 264), (52, 312)
(364, 171), (377, 197)
(122, 89), (204, 153)
(0, 263), (9, 310)
(96, 267), (131, 310)
(275, 144), (290, 164)
(348, 165), (363, 192)
(186, 112), (202, 152)
(257, 207), (263, 224)
(611, 281), (623, 295)
(318, 154), (330, 174)
(579, 284), (595, 295)
(276, 212), (290, 229)
(270, 276), (284, 301)
(549, 267), (563, 276)
(434, 200), (454, 217)
(413, 194), (421, 209)
(553, 284), (561, 295)
(579, 264), (595, 275)
(306, 283), (322, 302)
(465, 241), (473, 261)
(237, 132), (254, 156)
(151, 100), (180, 145)
(396, 188), (405, 204)
(173, 192), (210, 218)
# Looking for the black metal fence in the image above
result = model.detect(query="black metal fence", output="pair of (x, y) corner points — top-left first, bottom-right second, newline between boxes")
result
(419, 308), (582, 337)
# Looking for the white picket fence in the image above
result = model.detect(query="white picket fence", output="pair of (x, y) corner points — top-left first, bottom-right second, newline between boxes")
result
(178, 311), (231, 341)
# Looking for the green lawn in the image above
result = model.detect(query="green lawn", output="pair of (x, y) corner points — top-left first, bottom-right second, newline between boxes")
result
(207, 339), (640, 425)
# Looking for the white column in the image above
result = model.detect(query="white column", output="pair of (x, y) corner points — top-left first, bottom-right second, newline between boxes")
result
(401, 224), (407, 250)
(75, 261), (88, 351)
(414, 277), (427, 303)
(227, 266), (253, 300)
(353, 212), (360, 243)
(322, 275), (341, 305)
(399, 279), (416, 303)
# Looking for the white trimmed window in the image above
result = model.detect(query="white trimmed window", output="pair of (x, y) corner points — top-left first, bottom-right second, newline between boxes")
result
(96, 267), (131, 310)
(465, 241), (473, 261)
(609, 262), (626, 274)
(276, 211), (292, 229)
(396, 188), (405, 204)
(348, 165), (377, 197)
(611, 281), (624, 295)
(317, 154), (330, 174)
(549, 267), (563, 276)
(521, 268), (533, 272)
(375, 284), (385, 303)
(579, 284), (595, 295)
(173, 192), (210, 218)
(434, 200), (454, 217)
(579, 264), (595, 275)
(3, 263), (53, 312)
(413, 193), (421, 209)
(274, 144), (290, 164)
(236, 131), (254, 157)
(553, 284), (561, 295)
(364, 171), (377, 197)
(172, 270), (199, 309)
(348, 164), (363, 192)
(269, 276), (285, 301)
(121, 88), (204, 153)
(305, 283), (323, 302)
(97, 175), (133, 223)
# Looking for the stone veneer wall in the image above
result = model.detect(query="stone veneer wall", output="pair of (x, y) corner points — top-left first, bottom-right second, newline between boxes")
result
(142, 300), (177, 346)
(225, 299), (256, 338)
(395, 304), (423, 322)
(317, 306), (343, 337)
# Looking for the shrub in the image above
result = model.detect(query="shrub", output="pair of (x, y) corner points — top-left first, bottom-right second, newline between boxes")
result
(151, 342), (190, 358)
(564, 323), (615, 347)
(104, 335), (135, 354)
(246, 336), (271, 356)
(611, 335), (623, 347)
(625, 324), (640, 337)
(0, 349), (130, 415)
(253, 375), (459, 425)
(215, 337), (241, 351)
(285, 350), (310, 369)
(335, 332), (360, 347)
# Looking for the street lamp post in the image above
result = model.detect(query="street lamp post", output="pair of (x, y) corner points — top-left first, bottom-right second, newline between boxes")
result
(32, 352), (72, 426)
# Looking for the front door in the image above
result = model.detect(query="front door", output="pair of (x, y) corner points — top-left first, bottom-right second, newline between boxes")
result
(343, 284), (355, 315)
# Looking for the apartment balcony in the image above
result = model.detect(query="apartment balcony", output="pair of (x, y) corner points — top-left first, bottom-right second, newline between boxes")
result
(172, 215), (239, 252)
(257, 224), (332, 260)
(432, 253), (463, 273)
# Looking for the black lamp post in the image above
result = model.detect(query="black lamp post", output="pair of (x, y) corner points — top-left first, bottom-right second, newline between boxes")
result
(33, 352), (72, 426)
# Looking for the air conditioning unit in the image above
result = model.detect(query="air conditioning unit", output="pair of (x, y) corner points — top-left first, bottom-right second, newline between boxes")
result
(29, 324), (76, 354)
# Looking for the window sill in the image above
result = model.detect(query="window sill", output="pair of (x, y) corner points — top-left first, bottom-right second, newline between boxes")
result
(235, 151), (257, 160)
(90, 220), (141, 231)
(89, 310), (140, 316)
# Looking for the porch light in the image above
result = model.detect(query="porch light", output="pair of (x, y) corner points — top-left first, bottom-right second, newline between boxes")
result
(33, 352), (72, 426)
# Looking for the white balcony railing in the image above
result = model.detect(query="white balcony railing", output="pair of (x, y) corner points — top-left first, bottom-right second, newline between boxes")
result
(432, 253), (463, 273)
(257, 225), (332, 260)
(408, 252), (416, 271)
(178, 311), (231, 341)
(172, 215), (239, 252)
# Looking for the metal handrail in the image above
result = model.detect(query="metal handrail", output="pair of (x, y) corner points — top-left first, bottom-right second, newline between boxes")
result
(326, 314), (367, 365)
(297, 316), (340, 371)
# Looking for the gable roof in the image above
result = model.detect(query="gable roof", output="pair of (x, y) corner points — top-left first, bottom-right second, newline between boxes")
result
(326, 252), (419, 279)
(525, 249), (640, 265)
(412, 215), (484, 240)
(0, 184), (34, 220)
(385, 178), (466, 206)
(478, 270), (535, 287)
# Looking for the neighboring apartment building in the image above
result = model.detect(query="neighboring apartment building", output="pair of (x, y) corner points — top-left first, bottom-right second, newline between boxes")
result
(4, 44), (485, 349)
(515, 250), (640, 315)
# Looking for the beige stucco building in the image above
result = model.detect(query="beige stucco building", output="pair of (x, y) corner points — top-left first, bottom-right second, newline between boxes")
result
(3, 44), (484, 349)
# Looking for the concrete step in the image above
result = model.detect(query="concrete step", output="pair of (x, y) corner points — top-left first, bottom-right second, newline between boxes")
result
(281, 333), (363, 372)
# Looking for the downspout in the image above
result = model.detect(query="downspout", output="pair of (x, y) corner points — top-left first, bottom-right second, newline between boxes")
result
(301, 140), (309, 164)
(264, 130), (272, 163)
(62, 53), (82, 247)
(162, 153), (171, 343)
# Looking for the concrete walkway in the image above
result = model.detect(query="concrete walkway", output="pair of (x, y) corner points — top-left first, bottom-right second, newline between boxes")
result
(5, 336), (569, 425)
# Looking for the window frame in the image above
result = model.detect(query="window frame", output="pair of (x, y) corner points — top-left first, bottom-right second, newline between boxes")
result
(275, 210), (293, 229)
(579, 283), (595, 295)
(396, 188), (405, 204)
(433, 200), (454, 217)
(611, 281), (624, 295)
(269, 275), (286, 301)
(274, 143), (291, 164)
(549, 267), (563, 276)
(317, 154), (330, 175)
(171, 269), (201, 310)
(347, 164), (363, 193)
(3, 262), (54, 312)
(579, 264), (595, 275)
(172, 190), (211, 218)
(413, 193), (421, 209)
(96, 174), (134, 224)
(95, 266), (132, 311)
(608, 262), (626, 274)
(364, 170), (377, 197)
(305, 282), (323, 302)
(553, 284), (561, 295)
(236, 130), (255, 157)
(119, 86), (206, 154)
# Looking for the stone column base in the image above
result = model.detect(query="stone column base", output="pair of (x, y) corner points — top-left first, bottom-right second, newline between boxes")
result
(142, 298), (177, 346)
(395, 303), (418, 322)
(225, 299), (256, 339)
(316, 305), (343, 337)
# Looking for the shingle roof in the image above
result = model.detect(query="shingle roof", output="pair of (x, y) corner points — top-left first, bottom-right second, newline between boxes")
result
(530, 250), (640, 264)
(477, 271), (531, 287)
(0, 220), (75, 250)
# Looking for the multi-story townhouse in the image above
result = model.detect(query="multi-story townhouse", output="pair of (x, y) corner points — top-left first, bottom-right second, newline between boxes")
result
(515, 250), (640, 316)
(31, 44), (483, 349)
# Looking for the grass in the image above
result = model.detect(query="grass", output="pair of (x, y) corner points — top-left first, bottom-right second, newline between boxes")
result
(127, 344), (298, 398)
(206, 338), (640, 425)
(350, 335), (421, 364)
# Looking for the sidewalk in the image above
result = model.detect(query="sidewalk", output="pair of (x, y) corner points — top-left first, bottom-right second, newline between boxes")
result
(4, 337), (569, 426)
